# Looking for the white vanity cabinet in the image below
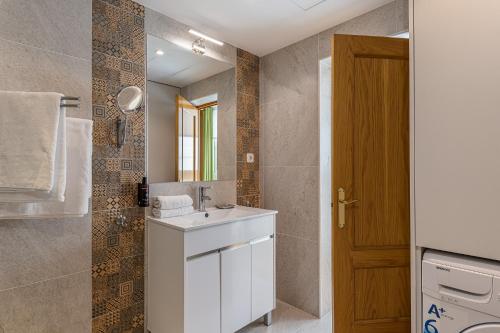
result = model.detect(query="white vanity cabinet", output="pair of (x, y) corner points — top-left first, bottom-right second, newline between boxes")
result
(147, 207), (277, 333)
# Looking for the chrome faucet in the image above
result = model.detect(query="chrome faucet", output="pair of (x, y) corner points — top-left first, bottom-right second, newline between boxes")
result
(198, 185), (212, 212)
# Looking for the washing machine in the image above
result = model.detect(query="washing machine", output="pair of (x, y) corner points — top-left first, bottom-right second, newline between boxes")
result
(422, 250), (500, 332)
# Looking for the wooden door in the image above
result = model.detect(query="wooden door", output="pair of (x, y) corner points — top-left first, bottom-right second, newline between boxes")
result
(176, 95), (200, 182)
(332, 34), (410, 333)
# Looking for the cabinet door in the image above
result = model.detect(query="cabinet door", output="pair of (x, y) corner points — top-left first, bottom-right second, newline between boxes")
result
(221, 244), (252, 333)
(251, 237), (275, 321)
(414, 0), (500, 260)
(186, 252), (220, 333)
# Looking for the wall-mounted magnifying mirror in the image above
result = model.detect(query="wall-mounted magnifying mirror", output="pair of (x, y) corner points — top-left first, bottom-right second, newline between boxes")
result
(118, 86), (144, 112)
(117, 85), (144, 147)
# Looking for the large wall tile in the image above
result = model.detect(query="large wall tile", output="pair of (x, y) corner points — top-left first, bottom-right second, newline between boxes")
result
(318, 0), (409, 59)
(0, 217), (91, 292)
(0, 0), (92, 330)
(0, 0), (91, 60)
(260, 35), (318, 105)
(0, 39), (92, 119)
(276, 233), (320, 317)
(0, 270), (91, 333)
(264, 167), (319, 241)
(262, 96), (319, 167)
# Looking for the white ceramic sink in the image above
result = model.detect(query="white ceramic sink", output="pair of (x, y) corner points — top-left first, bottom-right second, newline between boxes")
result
(148, 205), (277, 231)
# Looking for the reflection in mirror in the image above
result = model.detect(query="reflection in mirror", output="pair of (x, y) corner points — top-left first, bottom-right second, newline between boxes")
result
(147, 34), (235, 184)
(176, 95), (218, 182)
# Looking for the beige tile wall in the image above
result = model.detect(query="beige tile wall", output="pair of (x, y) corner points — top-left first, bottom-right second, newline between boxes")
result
(0, 0), (92, 332)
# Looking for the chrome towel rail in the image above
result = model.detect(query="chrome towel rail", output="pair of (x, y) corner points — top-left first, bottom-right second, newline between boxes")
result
(60, 96), (80, 108)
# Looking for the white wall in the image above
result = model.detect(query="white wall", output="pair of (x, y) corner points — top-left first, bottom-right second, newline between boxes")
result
(319, 57), (332, 316)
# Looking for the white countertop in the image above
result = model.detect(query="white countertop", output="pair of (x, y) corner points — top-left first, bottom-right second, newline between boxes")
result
(147, 205), (277, 231)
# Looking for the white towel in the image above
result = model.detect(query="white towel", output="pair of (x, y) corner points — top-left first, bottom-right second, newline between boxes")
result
(0, 106), (67, 202)
(0, 118), (93, 219)
(0, 91), (64, 192)
(152, 206), (194, 219)
(153, 195), (193, 210)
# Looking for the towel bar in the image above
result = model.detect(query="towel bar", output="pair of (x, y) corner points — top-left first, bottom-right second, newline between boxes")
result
(60, 96), (80, 108)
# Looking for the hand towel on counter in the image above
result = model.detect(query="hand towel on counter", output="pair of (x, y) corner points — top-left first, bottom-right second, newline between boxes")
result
(0, 91), (64, 192)
(153, 195), (193, 210)
(152, 206), (194, 219)
(0, 105), (67, 202)
(0, 118), (93, 219)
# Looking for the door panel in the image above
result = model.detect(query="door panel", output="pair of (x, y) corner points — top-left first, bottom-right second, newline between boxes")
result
(332, 34), (410, 333)
(221, 244), (252, 333)
(251, 237), (275, 321)
(414, 0), (500, 262)
(354, 266), (410, 320)
(186, 253), (221, 333)
(353, 57), (410, 248)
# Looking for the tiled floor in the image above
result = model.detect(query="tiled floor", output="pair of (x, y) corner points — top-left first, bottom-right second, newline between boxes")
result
(238, 301), (332, 333)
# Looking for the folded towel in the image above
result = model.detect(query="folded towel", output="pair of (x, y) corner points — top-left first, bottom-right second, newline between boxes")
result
(152, 206), (194, 218)
(153, 195), (193, 210)
(0, 91), (64, 192)
(0, 104), (67, 202)
(0, 118), (93, 219)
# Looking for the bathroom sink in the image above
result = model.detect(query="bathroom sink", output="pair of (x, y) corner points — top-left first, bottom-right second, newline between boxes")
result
(148, 205), (277, 231)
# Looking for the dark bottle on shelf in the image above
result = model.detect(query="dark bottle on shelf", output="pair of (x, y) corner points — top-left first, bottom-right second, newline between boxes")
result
(138, 177), (149, 207)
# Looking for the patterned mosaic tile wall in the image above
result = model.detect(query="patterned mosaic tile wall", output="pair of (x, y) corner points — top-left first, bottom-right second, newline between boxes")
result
(236, 49), (261, 207)
(91, 0), (146, 332)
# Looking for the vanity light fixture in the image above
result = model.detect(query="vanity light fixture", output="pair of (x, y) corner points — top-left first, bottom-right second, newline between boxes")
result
(188, 29), (224, 46)
(155, 49), (164, 56)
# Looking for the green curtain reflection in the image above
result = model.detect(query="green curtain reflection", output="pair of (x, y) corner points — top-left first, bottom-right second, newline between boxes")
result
(201, 107), (217, 180)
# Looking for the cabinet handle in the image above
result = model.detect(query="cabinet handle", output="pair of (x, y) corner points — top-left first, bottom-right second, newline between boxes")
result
(250, 235), (273, 245)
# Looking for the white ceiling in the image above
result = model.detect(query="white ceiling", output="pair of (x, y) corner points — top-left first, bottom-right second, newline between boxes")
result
(147, 35), (234, 87)
(137, 0), (394, 56)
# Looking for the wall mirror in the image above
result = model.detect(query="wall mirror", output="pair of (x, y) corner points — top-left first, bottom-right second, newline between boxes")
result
(146, 34), (236, 184)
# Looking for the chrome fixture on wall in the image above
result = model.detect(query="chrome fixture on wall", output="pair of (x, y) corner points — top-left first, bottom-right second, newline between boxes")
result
(60, 96), (80, 108)
(116, 85), (144, 148)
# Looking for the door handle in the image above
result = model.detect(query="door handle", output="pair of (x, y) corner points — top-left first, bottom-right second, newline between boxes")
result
(338, 188), (358, 229)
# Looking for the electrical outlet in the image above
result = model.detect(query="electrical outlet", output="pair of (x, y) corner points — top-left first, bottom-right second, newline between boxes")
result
(246, 153), (255, 163)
